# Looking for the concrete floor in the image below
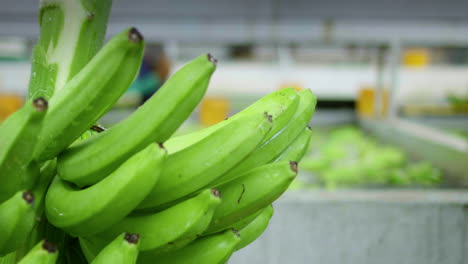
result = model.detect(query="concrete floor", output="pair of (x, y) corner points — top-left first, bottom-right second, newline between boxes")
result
(229, 190), (468, 264)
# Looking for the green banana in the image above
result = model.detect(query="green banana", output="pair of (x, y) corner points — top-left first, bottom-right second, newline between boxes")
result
(17, 240), (58, 264)
(205, 161), (297, 234)
(211, 89), (316, 186)
(34, 27), (145, 162)
(90, 233), (140, 264)
(225, 87), (300, 140)
(230, 207), (267, 231)
(0, 98), (48, 203)
(137, 229), (241, 264)
(86, 188), (221, 254)
(165, 87), (300, 154)
(137, 112), (273, 211)
(45, 143), (166, 236)
(275, 126), (313, 162)
(56, 53), (217, 186)
(235, 204), (274, 251)
(0, 191), (36, 256)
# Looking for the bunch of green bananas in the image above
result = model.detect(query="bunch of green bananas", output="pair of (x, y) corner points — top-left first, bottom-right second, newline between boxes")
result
(0, 2), (317, 263)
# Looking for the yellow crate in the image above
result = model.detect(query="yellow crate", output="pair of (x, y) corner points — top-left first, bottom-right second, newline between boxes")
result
(0, 94), (23, 121)
(199, 96), (230, 126)
(403, 48), (430, 67)
(357, 87), (388, 118)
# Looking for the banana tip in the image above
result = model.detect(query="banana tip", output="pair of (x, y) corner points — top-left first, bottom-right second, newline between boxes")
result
(307, 125), (312, 130)
(128, 27), (144, 43)
(158, 142), (166, 151)
(289, 161), (298, 174)
(91, 124), (106, 133)
(124, 233), (140, 244)
(264, 112), (273, 123)
(22, 191), (35, 204)
(207, 53), (218, 66)
(42, 240), (57, 253)
(231, 228), (240, 238)
(211, 188), (221, 198)
(33, 97), (48, 112)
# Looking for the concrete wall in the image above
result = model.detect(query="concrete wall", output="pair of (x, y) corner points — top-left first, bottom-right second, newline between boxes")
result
(229, 190), (468, 264)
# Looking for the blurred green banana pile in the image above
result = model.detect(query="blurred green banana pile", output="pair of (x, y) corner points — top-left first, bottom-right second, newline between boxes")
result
(0, 1), (316, 263)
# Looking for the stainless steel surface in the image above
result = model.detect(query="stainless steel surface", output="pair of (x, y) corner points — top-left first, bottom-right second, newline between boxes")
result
(360, 118), (468, 186)
(229, 190), (468, 264)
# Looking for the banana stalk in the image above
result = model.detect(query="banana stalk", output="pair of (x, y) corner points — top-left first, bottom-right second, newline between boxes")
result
(29, 0), (113, 99)
(25, 1), (113, 263)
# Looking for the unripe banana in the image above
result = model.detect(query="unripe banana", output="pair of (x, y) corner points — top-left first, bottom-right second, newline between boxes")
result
(137, 228), (241, 264)
(137, 111), (273, 211)
(0, 191), (36, 256)
(235, 204), (274, 251)
(90, 233), (140, 264)
(45, 143), (166, 236)
(212, 89), (316, 186)
(17, 240), (58, 264)
(225, 87), (300, 140)
(57, 54), (217, 186)
(86, 188), (221, 254)
(34, 27), (144, 162)
(166, 87), (300, 154)
(229, 207), (267, 231)
(275, 126), (313, 162)
(0, 98), (48, 203)
(204, 161), (297, 234)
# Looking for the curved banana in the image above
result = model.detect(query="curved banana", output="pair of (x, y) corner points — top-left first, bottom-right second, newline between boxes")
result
(57, 53), (216, 186)
(137, 112), (272, 211)
(45, 143), (166, 236)
(275, 126), (313, 162)
(212, 89), (316, 186)
(87, 189), (221, 252)
(17, 240), (58, 264)
(166, 87), (300, 154)
(205, 161), (297, 234)
(230, 207), (266, 231)
(137, 228), (241, 264)
(0, 191), (36, 256)
(228, 87), (300, 140)
(90, 233), (140, 264)
(235, 204), (274, 251)
(34, 27), (145, 162)
(0, 98), (48, 203)
(87, 188), (221, 254)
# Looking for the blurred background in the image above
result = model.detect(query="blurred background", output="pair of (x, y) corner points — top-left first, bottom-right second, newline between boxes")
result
(0, 1), (467, 263)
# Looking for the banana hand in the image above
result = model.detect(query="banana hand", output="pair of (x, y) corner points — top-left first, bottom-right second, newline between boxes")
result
(137, 111), (273, 211)
(212, 89), (316, 186)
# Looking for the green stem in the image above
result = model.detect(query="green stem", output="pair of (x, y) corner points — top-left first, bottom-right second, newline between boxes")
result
(28, 0), (113, 100)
